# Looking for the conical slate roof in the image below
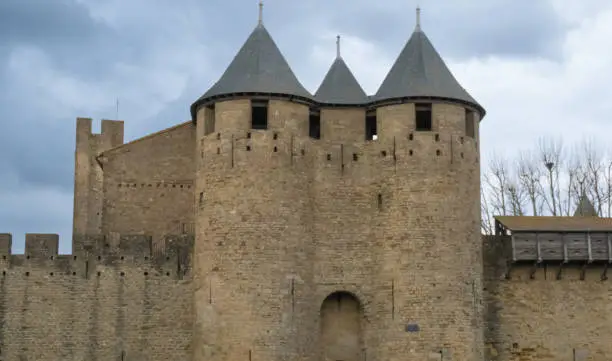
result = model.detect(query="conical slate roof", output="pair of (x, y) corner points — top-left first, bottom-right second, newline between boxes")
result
(315, 53), (368, 105)
(191, 23), (312, 118)
(574, 193), (598, 217)
(373, 25), (485, 115)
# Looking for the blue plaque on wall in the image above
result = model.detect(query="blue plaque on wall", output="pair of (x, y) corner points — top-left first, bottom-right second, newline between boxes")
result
(405, 323), (420, 332)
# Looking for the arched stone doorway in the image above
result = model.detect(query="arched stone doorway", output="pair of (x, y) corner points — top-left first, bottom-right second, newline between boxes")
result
(319, 291), (364, 361)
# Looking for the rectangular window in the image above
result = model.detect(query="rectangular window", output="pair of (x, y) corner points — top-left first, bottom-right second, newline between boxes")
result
(465, 108), (475, 138)
(309, 113), (321, 139)
(415, 103), (432, 131)
(204, 105), (216, 135)
(251, 100), (268, 129)
(365, 114), (377, 140)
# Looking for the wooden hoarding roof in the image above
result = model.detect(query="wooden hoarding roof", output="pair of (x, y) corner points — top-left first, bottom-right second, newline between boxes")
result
(495, 216), (612, 232)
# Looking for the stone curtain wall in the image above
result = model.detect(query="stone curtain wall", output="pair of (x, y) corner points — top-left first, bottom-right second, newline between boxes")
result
(483, 235), (612, 361)
(0, 233), (193, 361)
(100, 121), (196, 247)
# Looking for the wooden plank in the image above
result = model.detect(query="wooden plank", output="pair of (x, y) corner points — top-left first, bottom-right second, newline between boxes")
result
(563, 233), (568, 263)
(608, 233), (612, 263)
(587, 231), (593, 263)
(536, 232), (542, 263)
(511, 235), (516, 262)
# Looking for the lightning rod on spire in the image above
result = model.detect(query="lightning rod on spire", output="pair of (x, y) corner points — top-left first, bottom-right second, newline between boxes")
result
(258, 0), (264, 25)
(336, 35), (341, 58)
(416, 6), (421, 30)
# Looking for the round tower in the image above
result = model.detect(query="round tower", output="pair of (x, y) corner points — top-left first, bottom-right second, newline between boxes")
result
(363, 8), (486, 361)
(190, 3), (316, 360)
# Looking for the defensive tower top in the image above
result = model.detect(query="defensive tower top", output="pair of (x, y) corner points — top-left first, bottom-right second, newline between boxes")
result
(314, 35), (368, 105)
(189, 1), (312, 120)
(372, 7), (485, 117)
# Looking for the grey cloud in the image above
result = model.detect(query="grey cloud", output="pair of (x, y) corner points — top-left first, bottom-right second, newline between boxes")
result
(0, 0), (578, 252)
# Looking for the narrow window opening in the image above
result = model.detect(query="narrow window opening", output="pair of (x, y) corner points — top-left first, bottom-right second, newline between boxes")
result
(415, 103), (432, 131)
(353, 153), (358, 161)
(273, 146), (278, 153)
(326, 154), (332, 161)
(381, 150), (387, 157)
(465, 108), (475, 138)
(309, 113), (321, 139)
(435, 134), (440, 142)
(436, 149), (441, 156)
(204, 105), (216, 135)
(199, 192), (204, 207)
(246, 145), (251, 151)
(216, 133), (221, 140)
(301, 149), (305, 156)
(216, 147), (220, 154)
(251, 100), (268, 130)
(273, 133), (278, 140)
(247, 132), (251, 139)
(409, 150), (413, 156)
(409, 133), (413, 141)
(377, 193), (383, 209)
(365, 114), (377, 140)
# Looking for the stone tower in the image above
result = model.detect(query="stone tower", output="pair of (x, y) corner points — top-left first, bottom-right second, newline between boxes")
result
(190, 4), (485, 361)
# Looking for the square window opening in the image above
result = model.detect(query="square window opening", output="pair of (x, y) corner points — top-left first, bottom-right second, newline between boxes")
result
(251, 101), (268, 130)
(415, 103), (432, 131)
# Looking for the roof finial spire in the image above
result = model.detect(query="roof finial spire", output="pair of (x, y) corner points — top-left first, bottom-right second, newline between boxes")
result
(336, 35), (341, 58)
(258, 0), (264, 25)
(416, 5), (421, 31)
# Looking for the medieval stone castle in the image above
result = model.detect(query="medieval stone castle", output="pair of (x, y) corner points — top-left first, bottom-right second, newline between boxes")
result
(1, 4), (611, 361)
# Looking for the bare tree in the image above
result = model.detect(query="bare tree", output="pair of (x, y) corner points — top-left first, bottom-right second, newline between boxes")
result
(538, 137), (563, 216)
(481, 136), (611, 232)
(484, 153), (511, 217)
(517, 150), (544, 216)
(481, 186), (494, 235)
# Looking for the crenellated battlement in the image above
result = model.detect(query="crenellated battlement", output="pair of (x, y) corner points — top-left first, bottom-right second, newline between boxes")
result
(0, 233), (194, 279)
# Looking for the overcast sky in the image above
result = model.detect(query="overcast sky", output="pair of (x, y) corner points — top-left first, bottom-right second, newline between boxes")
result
(1, 0), (611, 254)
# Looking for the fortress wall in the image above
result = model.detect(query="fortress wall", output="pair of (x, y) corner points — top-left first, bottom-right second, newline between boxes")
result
(319, 107), (366, 143)
(483, 236), (612, 361)
(310, 120), (482, 361)
(194, 100), (315, 360)
(0, 234), (193, 361)
(74, 118), (124, 236)
(376, 101), (480, 142)
(100, 122), (196, 247)
(193, 99), (481, 361)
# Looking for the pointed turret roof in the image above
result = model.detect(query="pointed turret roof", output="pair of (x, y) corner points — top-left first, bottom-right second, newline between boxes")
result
(574, 193), (598, 217)
(373, 9), (485, 116)
(190, 7), (312, 119)
(315, 36), (368, 105)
